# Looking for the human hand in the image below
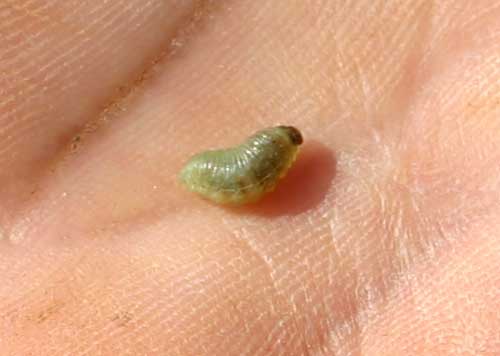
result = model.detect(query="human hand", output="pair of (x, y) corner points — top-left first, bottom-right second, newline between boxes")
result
(1, 1), (499, 355)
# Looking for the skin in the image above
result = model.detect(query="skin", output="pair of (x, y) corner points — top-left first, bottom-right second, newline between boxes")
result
(1, 1), (499, 355)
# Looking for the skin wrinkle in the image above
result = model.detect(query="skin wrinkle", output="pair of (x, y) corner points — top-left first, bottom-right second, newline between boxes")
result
(228, 230), (287, 353)
(231, 226), (311, 356)
(0, 1), (117, 116)
(64, 0), (236, 153)
(0, 1), (138, 164)
(408, 69), (500, 222)
(0, 0), (205, 211)
(380, 2), (434, 144)
(2, 0), (229, 235)
(213, 3), (327, 126)
(302, 264), (334, 355)
(376, 228), (499, 354)
(98, 236), (212, 353)
(324, 150), (426, 350)
(305, 225), (343, 354)
(250, 227), (306, 355)
(159, 229), (270, 354)
(298, 221), (358, 352)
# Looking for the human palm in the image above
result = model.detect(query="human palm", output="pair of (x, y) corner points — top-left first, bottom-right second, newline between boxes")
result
(1, 1), (499, 355)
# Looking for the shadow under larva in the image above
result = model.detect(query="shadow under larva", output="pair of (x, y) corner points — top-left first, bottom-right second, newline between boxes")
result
(179, 126), (303, 205)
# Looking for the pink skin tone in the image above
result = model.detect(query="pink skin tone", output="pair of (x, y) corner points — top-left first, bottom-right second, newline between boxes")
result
(1, 1), (500, 355)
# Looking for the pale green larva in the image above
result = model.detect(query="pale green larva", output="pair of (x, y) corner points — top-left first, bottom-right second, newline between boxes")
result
(179, 126), (303, 205)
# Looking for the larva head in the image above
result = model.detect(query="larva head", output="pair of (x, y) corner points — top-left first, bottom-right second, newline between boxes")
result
(277, 126), (303, 145)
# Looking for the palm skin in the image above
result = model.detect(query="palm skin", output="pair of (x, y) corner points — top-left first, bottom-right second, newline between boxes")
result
(1, 1), (499, 355)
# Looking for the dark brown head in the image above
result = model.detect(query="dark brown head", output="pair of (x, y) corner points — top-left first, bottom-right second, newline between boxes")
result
(278, 125), (303, 145)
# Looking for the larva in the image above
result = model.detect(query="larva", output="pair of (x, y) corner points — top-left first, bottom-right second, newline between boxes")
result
(179, 126), (303, 205)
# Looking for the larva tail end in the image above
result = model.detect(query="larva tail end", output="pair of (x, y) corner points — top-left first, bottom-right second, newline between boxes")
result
(178, 162), (194, 188)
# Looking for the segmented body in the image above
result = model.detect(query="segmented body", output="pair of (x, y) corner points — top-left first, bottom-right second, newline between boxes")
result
(179, 126), (303, 204)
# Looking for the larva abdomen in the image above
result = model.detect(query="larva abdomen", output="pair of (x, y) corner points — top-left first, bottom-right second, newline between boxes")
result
(179, 126), (303, 205)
